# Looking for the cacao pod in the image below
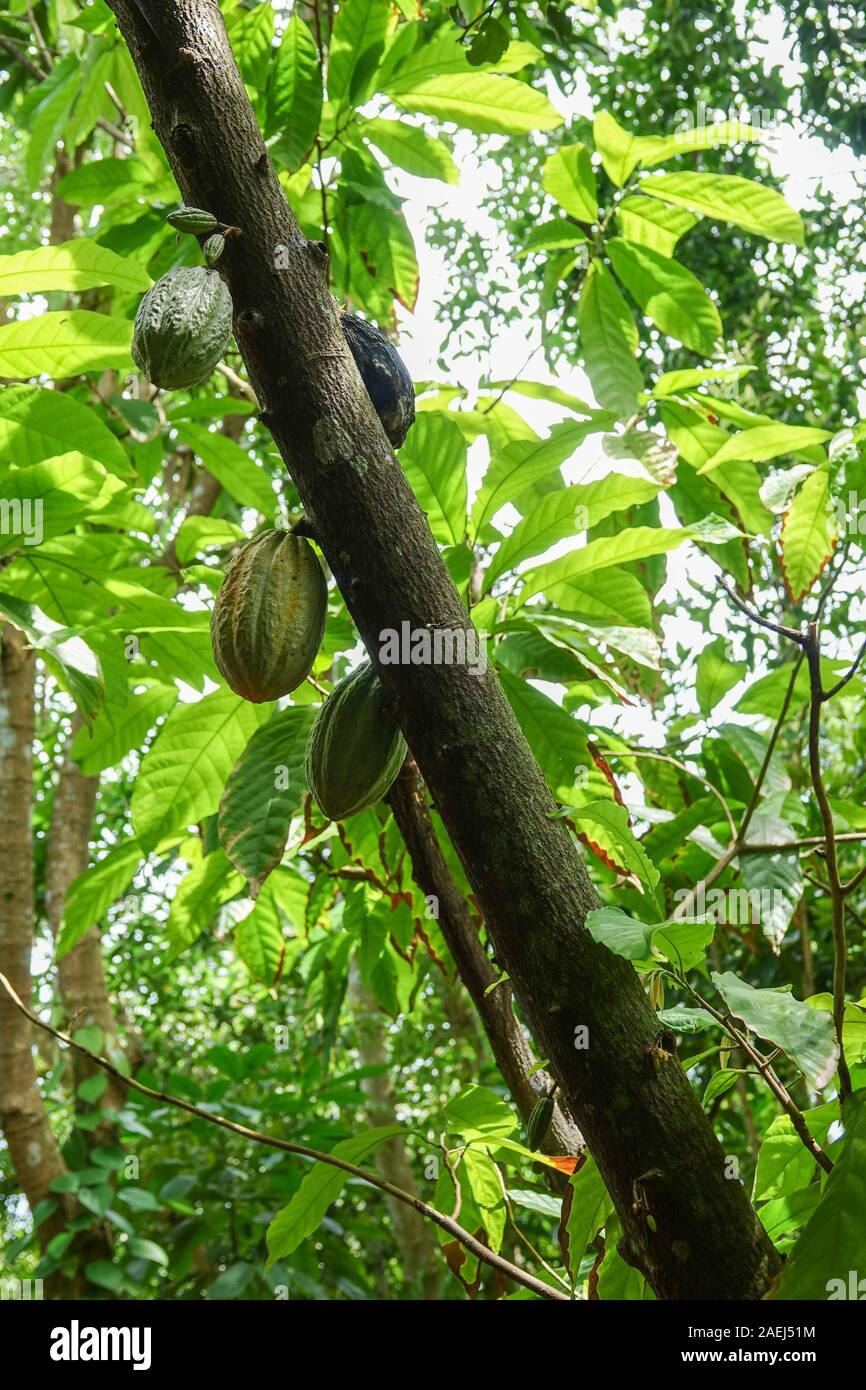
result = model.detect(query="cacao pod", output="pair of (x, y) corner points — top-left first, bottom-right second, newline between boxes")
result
(340, 313), (415, 448)
(305, 661), (407, 820)
(210, 530), (328, 702)
(132, 266), (233, 389)
(203, 233), (225, 267)
(166, 205), (218, 234)
(526, 1094), (555, 1152)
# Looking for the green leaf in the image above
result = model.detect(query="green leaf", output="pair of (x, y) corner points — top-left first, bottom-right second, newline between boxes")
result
(518, 218), (590, 257)
(519, 523), (719, 604)
(0, 311), (132, 378)
(265, 16), (323, 167)
(57, 838), (142, 960)
(577, 262), (642, 418)
(71, 682), (178, 776)
(55, 157), (156, 206)
(388, 72), (562, 135)
(348, 201), (419, 311)
(568, 803), (661, 907)
(231, 1), (275, 90)
(0, 384), (132, 477)
(780, 467), (837, 603)
(699, 423), (832, 473)
(173, 516), (245, 566)
(398, 411), (467, 543)
(0, 591), (103, 719)
(484, 475), (660, 589)
(85, 1260), (124, 1292)
(127, 1237), (169, 1267)
(635, 120), (762, 168)
(543, 142), (598, 221)
(695, 636), (746, 713)
(585, 907), (656, 960)
(617, 196), (699, 256)
(267, 1126), (409, 1262)
(775, 1092), (866, 1300)
(472, 417), (613, 535)
(0, 238), (151, 295)
(499, 667), (589, 798)
(174, 423), (275, 516)
(592, 110), (644, 187)
(607, 238), (722, 354)
(328, 0), (391, 112)
(363, 117), (458, 183)
(562, 1157), (613, 1275)
(712, 971), (839, 1090)
(207, 1261), (255, 1298)
(445, 1084), (519, 1140)
(167, 845), (243, 960)
(234, 877), (289, 984)
(639, 172), (804, 244)
(219, 706), (316, 895)
(131, 688), (273, 851)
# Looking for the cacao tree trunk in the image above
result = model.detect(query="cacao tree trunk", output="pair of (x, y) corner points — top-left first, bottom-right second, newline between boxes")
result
(106, 0), (780, 1299)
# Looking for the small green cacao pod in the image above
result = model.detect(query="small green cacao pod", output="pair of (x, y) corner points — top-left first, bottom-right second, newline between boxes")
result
(305, 662), (407, 820)
(131, 266), (233, 389)
(166, 205), (218, 234)
(203, 233), (225, 267)
(526, 1094), (555, 1152)
(210, 530), (328, 702)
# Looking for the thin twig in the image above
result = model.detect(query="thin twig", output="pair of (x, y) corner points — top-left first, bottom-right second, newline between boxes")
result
(716, 576), (805, 645)
(0, 970), (567, 1302)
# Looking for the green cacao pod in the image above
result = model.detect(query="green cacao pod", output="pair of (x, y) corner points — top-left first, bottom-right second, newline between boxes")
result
(131, 266), (233, 389)
(210, 530), (327, 702)
(526, 1094), (555, 1152)
(305, 662), (407, 820)
(166, 205), (218, 234)
(203, 233), (225, 267)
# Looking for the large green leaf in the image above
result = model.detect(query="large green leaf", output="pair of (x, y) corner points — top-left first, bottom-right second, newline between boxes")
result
(166, 844), (244, 960)
(327, 0), (391, 113)
(699, 422), (832, 473)
(543, 142), (598, 221)
(607, 238), (722, 354)
(398, 411), (467, 544)
(71, 681), (178, 776)
(695, 636), (746, 713)
(56, 837), (143, 960)
(0, 590), (103, 719)
(267, 1126), (409, 1262)
(0, 453), (119, 551)
(234, 875), (290, 984)
(780, 466), (837, 602)
(388, 72), (562, 135)
(55, 157), (157, 206)
(639, 172), (804, 244)
(131, 689), (273, 851)
(218, 706), (316, 895)
(617, 196), (699, 256)
(0, 311), (133, 378)
(712, 971), (839, 1090)
(484, 475), (660, 589)
(519, 522), (736, 604)
(577, 262), (642, 418)
(775, 1091), (866, 1300)
(0, 384), (132, 476)
(363, 117), (458, 184)
(472, 416), (613, 535)
(265, 15), (323, 167)
(0, 238), (151, 295)
(348, 201), (419, 311)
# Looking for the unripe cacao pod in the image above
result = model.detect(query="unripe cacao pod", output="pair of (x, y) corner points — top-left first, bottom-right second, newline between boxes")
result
(203, 233), (225, 267)
(166, 205), (218, 234)
(132, 266), (233, 389)
(305, 661), (407, 820)
(526, 1094), (555, 1152)
(340, 313), (415, 448)
(210, 530), (327, 702)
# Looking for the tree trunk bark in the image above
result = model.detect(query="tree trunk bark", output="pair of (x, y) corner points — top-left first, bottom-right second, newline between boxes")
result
(106, 0), (780, 1299)
(0, 628), (71, 1252)
(348, 963), (442, 1297)
(45, 717), (127, 1119)
(388, 761), (582, 1157)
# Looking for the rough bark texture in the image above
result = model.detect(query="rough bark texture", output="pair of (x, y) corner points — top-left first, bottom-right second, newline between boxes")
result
(388, 761), (582, 1158)
(0, 628), (70, 1247)
(348, 963), (441, 1297)
(45, 718), (126, 1117)
(107, 0), (781, 1299)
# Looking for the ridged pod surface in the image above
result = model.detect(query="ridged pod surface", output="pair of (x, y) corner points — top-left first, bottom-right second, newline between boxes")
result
(132, 266), (233, 389)
(305, 661), (407, 820)
(211, 530), (328, 702)
(166, 206), (218, 234)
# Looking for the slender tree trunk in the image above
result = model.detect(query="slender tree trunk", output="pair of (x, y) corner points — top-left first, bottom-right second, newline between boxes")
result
(45, 718), (126, 1119)
(388, 761), (582, 1157)
(107, 0), (781, 1299)
(348, 963), (442, 1297)
(0, 628), (71, 1252)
